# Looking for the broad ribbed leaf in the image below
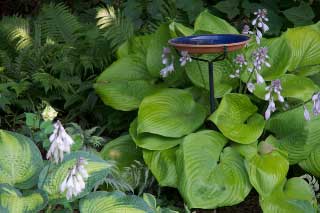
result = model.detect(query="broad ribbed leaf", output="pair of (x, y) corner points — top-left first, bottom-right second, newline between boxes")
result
(299, 144), (320, 177)
(209, 94), (265, 144)
(245, 140), (289, 196)
(194, 10), (238, 34)
(100, 135), (142, 169)
(146, 24), (171, 77)
(285, 26), (320, 76)
(260, 178), (317, 213)
(253, 74), (318, 102)
(95, 57), (159, 111)
(266, 105), (320, 164)
(169, 22), (194, 37)
(38, 151), (113, 203)
(185, 58), (237, 98)
(143, 147), (178, 187)
(130, 119), (182, 150)
(137, 89), (207, 138)
(0, 184), (48, 213)
(79, 191), (153, 213)
(0, 130), (43, 189)
(177, 130), (251, 209)
(283, 2), (315, 27)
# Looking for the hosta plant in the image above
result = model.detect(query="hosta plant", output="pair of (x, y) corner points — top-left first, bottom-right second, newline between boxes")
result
(96, 8), (320, 211)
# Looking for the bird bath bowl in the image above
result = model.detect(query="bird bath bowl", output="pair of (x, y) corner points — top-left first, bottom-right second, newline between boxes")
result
(169, 34), (250, 54)
(168, 34), (250, 113)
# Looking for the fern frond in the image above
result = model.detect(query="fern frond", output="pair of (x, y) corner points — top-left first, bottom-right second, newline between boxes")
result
(96, 7), (117, 29)
(0, 16), (32, 51)
(40, 3), (81, 44)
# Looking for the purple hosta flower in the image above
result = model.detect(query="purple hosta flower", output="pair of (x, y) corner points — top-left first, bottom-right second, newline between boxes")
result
(235, 54), (247, 67)
(312, 93), (320, 115)
(265, 79), (284, 102)
(47, 120), (74, 163)
(179, 51), (192, 66)
(230, 54), (247, 79)
(304, 105), (311, 121)
(242, 25), (254, 35)
(60, 157), (89, 200)
(265, 98), (276, 120)
(247, 82), (255, 93)
(251, 9), (269, 44)
(248, 67), (265, 84)
(160, 62), (174, 78)
(264, 80), (284, 120)
(161, 47), (171, 65)
(160, 47), (175, 78)
(252, 47), (270, 71)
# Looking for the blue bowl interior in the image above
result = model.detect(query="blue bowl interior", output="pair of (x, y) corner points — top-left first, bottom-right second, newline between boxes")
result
(170, 34), (249, 45)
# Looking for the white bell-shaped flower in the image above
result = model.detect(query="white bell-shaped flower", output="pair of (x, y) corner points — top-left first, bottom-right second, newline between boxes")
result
(46, 120), (74, 163)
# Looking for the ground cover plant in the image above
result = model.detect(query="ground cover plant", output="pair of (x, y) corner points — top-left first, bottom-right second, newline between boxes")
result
(1, 1), (320, 212)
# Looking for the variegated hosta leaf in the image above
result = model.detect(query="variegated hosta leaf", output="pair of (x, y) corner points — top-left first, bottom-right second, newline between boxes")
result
(176, 130), (251, 209)
(143, 147), (178, 187)
(0, 130), (44, 189)
(100, 134), (142, 169)
(130, 119), (182, 150)
(185, 57), (237, 98)
(79, 191), (154, 213)
(260, 177), (318, 213)
(299, 144), (320, 177)
(0, 184), (48, 213)
(194, 10), (238, 34)
(245, 139), (289, 196)
(38, 151), (114, 203)
(209, 94), (265, 144)
(137, 89), (207, 138)
(95, 56), (159, 111)
(266, 104), (320, 164)
(284, 26), (320, 76)
(253, 74), (318, 102)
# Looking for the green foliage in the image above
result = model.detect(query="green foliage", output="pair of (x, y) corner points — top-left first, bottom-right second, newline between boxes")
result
(0, 130), (44, 189)
(0, 184), (48, 213)
(38, 151), (115, 203)
(209, 93), (265, 144)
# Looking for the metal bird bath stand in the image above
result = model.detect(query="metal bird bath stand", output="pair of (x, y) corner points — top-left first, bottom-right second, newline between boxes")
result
(169, 34), (250, 113)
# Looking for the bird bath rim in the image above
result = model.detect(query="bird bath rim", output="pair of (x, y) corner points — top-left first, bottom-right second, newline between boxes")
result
(168, 34), (250, 54)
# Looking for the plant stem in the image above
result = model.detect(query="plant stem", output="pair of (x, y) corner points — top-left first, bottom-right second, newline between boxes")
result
(243, 67), (256, 94)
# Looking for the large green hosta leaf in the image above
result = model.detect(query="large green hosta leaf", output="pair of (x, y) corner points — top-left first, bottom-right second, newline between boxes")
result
(253, 74), (318, 102)
(176, 130), (251, 209)
(0, 130), (43, 189)
(100, 135), (142, 169)
(209, 94), (265, 144)
(260, 177), (317, 213)
(143, 147), (178, 187)
(299, 144), (320, 177)
(137, 89), (207, 138)
(169, 22), (194, 37)
(185, 58), (237, 98)
(0, 184), (48, 213)
(266, 105), (320, 164)
(244, 139), (289, 196)
(95, 56), (159, 111)
(130, 119), (182, 150)
(38, 151), (113, 203)
(194, 10), (238, 34)
(146, 24), (171, 78)
(285, 26), (320, 76)
(79, 191), (153, 213)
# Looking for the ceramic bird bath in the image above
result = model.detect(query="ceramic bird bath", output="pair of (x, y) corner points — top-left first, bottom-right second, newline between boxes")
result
(169, 34), (250, 113)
